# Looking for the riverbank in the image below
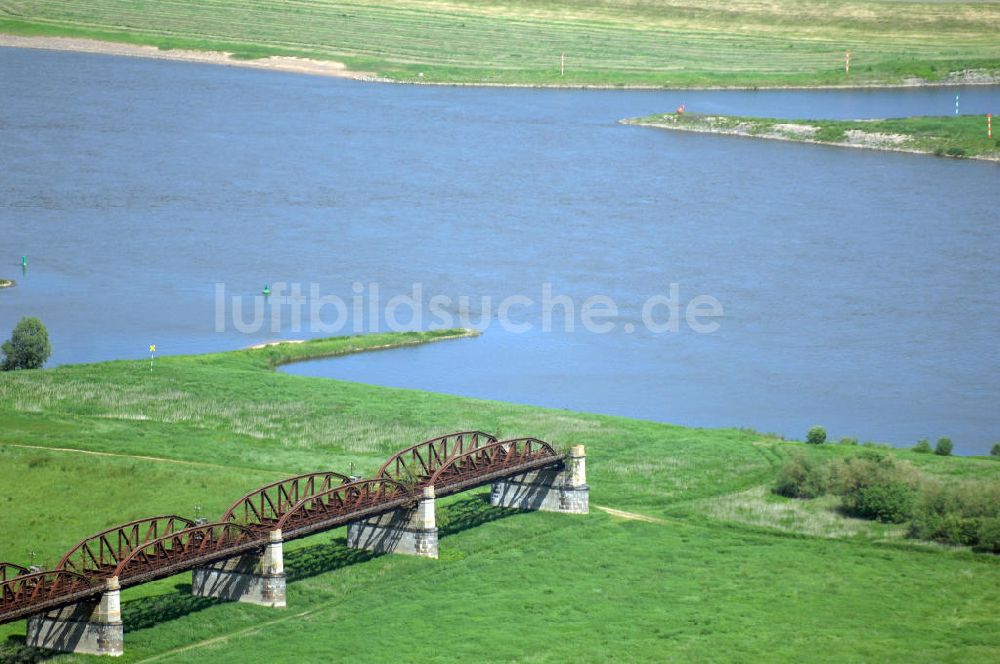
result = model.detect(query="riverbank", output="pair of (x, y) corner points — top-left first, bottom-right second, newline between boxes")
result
(3, 0), (1000, 88)
(623, 112), (1000, 162)
(0, 330), (998, 661)
(0, 34), (376, 80)
(3, 33), (999, 91)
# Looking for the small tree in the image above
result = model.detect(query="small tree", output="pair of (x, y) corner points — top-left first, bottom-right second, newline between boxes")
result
(990, 443), (1000, 457)
(1, 317), (51, 371)
(913, 439), (932, 454)
(806, 425), (827, 445)
(934, 437), (954, 457)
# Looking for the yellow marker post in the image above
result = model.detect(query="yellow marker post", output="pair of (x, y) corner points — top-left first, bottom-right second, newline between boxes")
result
(149, 344), (156, 372)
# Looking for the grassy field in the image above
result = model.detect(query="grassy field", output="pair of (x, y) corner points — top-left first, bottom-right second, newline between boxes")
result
(624, 112), (1000, 160)
(1, 330), (999, 662)
(1, 0), (1000, 87)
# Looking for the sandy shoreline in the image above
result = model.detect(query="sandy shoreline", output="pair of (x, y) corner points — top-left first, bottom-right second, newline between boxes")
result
(0, 34), (378, 80)
(4, 34), (1000, 90)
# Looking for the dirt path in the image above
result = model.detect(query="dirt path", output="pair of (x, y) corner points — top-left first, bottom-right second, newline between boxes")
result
(134, 609), (318, 663)
(594, 504), (676, 525)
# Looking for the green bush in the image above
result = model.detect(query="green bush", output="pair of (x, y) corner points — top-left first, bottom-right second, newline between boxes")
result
(848, 481), (918, 523)
(935, 438), (954, 456)
(1, 317), (51, 371)
(829, 452), (920, 523)
(913, 439), (932, 454)
(990, 443), (1000, 457)
(975, 518), (1000, 553)
(909, 480), (1000, 549)
(838, 437), (858, 446)
(806, 426), (827, 445)
(774, 453), (829, 499)
(944, 146), (966, 157)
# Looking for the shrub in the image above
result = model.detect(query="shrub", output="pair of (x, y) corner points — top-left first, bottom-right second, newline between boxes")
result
(990, 443), (1000, 457)
(975, 518), (1000, 553)
(909, 480), (1000, 549)
(945, 146), (966, 157)
(913, 439), (932, 454)
(848, 481), (918, 523)
(935, 438), (954, 456)
(829, 452), (920, 523)
(1, 317), (51, 371)
(838, 437), (858, 446)
(806, 426), (827, 445)
(774, 453), (829, 499)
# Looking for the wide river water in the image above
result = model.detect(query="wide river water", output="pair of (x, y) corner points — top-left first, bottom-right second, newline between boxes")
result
(2, 47), (998, 454)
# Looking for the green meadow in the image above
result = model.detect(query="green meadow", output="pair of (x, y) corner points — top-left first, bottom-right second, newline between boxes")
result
(625, 112), (1000, 160)
(0, 331), (999, 662)
(2, 0), (1000, 87)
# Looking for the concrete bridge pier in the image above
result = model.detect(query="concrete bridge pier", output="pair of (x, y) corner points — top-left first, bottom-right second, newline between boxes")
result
(491, 444), (589, 514)
(191, 529), (286, 607)
(26, 576), (124, 657)
(347, 486), (438, 559)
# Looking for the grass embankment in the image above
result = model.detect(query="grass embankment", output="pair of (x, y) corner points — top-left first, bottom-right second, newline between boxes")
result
(2, 0), (1000, 87)
(1, 331), (999, 661)
(625, 112), (1000, 161)
(0, 280), (14, 289)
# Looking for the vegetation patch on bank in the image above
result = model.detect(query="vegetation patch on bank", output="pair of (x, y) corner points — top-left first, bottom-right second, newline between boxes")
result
(624, 112), (1000, 160)
(2, 0), (1000, 87)
(0, 279), (14, 289)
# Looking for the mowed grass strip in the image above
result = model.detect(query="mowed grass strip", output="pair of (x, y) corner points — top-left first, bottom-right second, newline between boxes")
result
(1, 0), (999, 86)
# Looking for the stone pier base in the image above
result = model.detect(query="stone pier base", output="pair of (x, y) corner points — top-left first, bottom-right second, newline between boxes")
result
(347, 486), (438, 558)
(491, 445), (589, 514)
(26, 577), (123, 657)
(192, 529), (285, 607)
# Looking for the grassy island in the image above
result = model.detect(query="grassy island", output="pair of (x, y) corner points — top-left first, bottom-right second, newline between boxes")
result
(1, 331), (999, 661)
(624, 112), (1000, 161)
(0, 279), (14, 289)
(2, 0), (1000, 87)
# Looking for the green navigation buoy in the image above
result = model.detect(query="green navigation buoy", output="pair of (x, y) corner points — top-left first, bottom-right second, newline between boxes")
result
(262, 284), (271, 296)
(21, 256), (27, 268)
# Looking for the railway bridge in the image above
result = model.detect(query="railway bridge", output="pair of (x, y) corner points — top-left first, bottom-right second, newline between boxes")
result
(0, 432), (588, 656)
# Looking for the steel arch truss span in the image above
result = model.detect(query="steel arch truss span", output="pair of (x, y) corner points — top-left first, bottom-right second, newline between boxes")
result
(428, 437), (563, 497)
(0, 563), (29, 583)
(113, 523), (259, 587)
(275, 479), (413, 541)
(221, 471), (352, 529)
(56, 516), (197, 579)
(377, 431), (498, 484)
(0, 569), (95, 624)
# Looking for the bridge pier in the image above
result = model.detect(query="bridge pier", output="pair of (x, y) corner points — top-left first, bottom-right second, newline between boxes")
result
(26, 576), (123, 657)
(491, 445), (589, 514)
(347, 486), (438, 559)
(191, 529), (286, 607)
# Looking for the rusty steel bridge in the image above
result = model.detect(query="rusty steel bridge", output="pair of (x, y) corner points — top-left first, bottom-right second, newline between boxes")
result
(0, 432), (564, 625)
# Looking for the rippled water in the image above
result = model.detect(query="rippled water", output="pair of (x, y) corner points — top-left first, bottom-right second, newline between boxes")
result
(2, 47), (998, 454)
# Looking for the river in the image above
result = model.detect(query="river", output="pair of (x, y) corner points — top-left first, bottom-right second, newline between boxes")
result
(2, 46), (998, 454)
